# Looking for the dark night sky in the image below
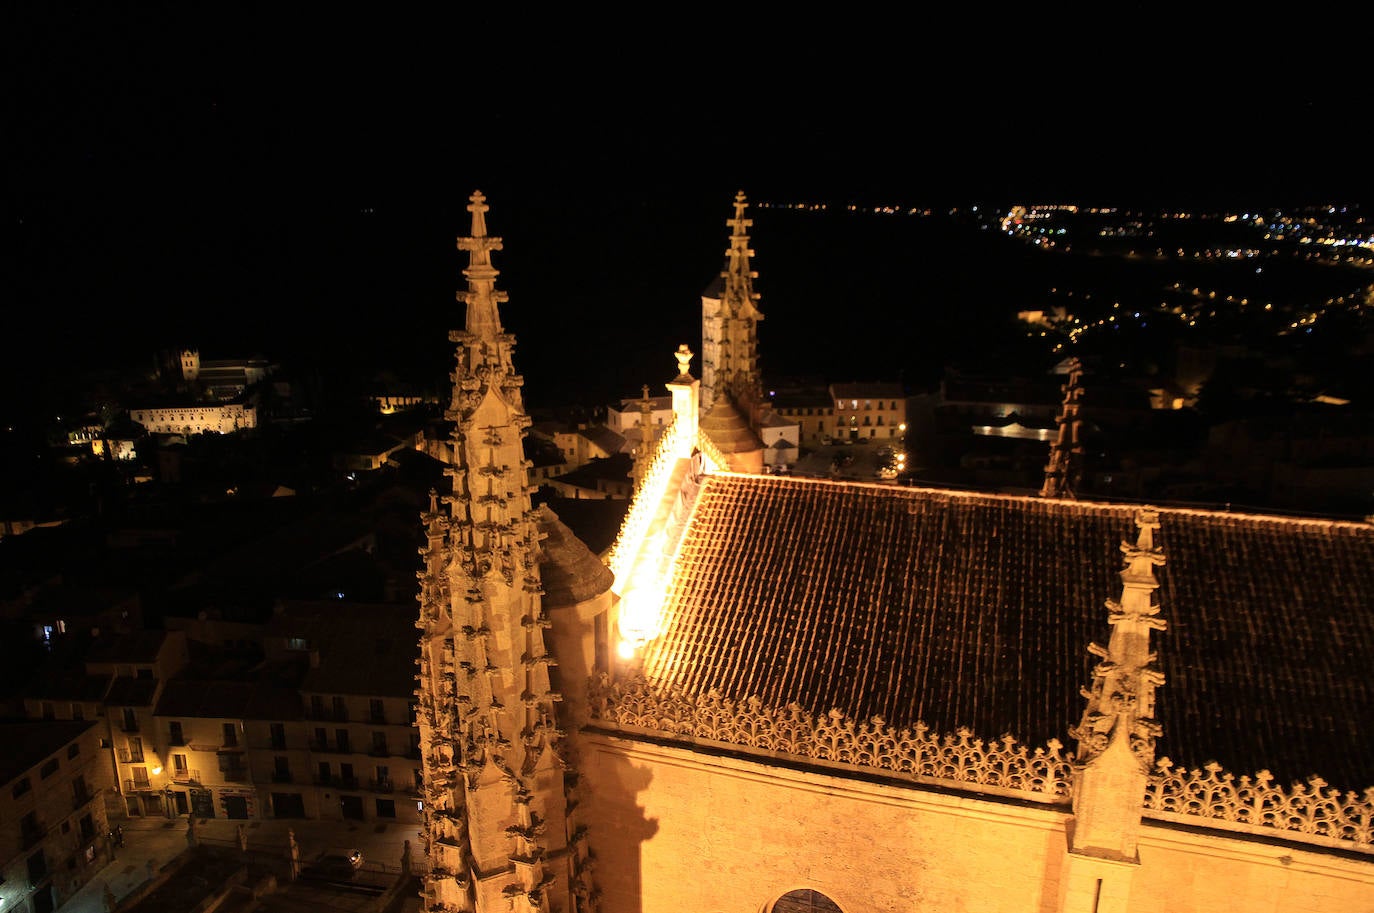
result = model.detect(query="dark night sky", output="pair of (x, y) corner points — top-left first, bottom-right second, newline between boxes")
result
(8, 7), (1371, 412)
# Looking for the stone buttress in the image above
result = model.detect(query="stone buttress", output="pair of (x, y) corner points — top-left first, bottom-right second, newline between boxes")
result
(414, 191), (587, 913)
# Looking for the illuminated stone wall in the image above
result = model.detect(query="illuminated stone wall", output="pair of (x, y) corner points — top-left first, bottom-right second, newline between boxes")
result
(129, 402), (257, 435)
(573, 731), (1374, 913)
(576, 731), (1067, 913)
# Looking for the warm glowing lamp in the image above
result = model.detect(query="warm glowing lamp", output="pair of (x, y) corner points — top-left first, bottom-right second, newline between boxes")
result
(151, 764), (163, 776)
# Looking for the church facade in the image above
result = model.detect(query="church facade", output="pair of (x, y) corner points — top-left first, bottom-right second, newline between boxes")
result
(414, 192), (1374, 913)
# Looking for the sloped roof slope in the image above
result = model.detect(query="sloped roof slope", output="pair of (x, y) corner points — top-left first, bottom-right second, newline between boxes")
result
(640, 475), (1374, 793)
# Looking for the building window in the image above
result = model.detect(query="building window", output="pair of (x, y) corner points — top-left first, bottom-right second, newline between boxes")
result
(27, 849), (48, 886)
(331, 696), (347, 721)
(287, 637), (309, 651)
(121, 708), (139, 732)
(67, 742), (80, 760)
(336, 729), (351, 753)
(375, 798), (396, 818)
(310, 695), (324, 718)
(369, 699), (385, 724)
(270, 723), (286, 750)
(13, 776), (31, 798)
(42, 702), (55, 720)
(172, 754), (188, 779)
(773, 889), (843, 913)
(169, 721), (185, 745)
(71, 703), (84, 721)
(40, 758), (59, 779)
(371, 732), (387, 756)
(72, 775), (90, 806)
(21, 810), (41, 843)
(222, 723), (237, 747)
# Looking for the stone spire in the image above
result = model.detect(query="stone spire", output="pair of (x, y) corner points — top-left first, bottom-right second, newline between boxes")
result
(700, 190), (765, 420)
(1040, 358), (1085, 499)
(1067, 507), (1167, 863)
(414, 191), (577, 913)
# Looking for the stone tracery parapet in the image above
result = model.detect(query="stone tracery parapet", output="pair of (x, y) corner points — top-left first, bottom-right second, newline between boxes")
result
(591, 676), (1374, 853)
(590, 675), (1072, 803)
(1144, 758), (1374, 852)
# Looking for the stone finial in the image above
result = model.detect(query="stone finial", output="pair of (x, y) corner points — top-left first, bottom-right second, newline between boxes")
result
(674, 344), (694, 379)
(467, 190), (489, 238)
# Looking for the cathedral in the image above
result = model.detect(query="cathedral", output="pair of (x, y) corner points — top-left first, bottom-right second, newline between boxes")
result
(413, 190), (1374, 913)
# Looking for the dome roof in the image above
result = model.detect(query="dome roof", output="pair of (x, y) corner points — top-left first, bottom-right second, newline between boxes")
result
(537, 505), (614, 607)
(700, 397), (763, 454)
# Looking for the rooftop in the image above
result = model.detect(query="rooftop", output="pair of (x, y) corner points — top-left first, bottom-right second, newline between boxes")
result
(641, 474), (1374, 794)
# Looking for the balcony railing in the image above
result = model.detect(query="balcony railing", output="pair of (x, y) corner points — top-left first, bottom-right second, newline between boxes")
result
(124, 779), (153, 793)
(312, 775), (359, 790)
(222, 768), (249, 783)
(170, 768), (200, 784)
(308, 739), (352, 754)
(270, 771), (294, 784)
(367, 744), (390, 758)
(120, 721), (140, 733)
(307, 708), (349, 722)
(369, 713), (387, 725)
(367, 778), (394, 794)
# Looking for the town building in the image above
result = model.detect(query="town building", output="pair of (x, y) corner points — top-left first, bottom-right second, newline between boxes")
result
(127, 400), (257, 437)
(0, 719), (109, 913)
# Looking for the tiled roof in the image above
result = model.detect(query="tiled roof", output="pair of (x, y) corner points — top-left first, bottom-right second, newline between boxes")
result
(830, 382), (906, 400)
(640, 475), (1374, 793)
(85, 628), (168, 664)
(154, 678), (302, 720)
(25, 670), (112, 702)
(268, 601), (419, 698)
(105, 676), (160, 707)
(537, 506), (616, 607)
(0, 721), (98, 787)
(578, 425), (626, 456)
